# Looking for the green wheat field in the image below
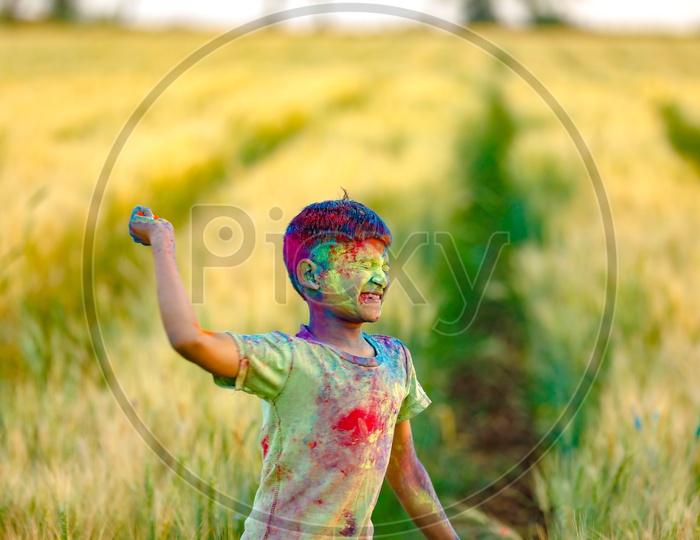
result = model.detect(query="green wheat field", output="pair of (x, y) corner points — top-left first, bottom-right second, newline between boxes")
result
(2, 23), (700, 539)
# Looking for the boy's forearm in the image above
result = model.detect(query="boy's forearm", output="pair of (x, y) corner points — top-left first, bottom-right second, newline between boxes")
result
(150, 233), (200, 350)
(388, 455), (458, 539)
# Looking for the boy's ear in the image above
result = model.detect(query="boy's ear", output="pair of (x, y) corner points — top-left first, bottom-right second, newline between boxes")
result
(296, 259), (320, 291)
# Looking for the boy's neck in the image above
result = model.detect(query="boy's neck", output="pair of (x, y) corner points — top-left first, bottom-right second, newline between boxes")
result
(306, 310), (375, 358)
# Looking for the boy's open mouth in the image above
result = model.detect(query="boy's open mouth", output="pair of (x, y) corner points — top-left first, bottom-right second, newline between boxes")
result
(359, 292), (383, 303)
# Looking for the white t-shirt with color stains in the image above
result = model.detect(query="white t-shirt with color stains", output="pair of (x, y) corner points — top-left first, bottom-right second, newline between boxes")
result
(213, 325), (431, 539)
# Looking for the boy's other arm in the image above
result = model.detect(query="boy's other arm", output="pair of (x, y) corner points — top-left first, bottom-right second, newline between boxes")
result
(385, 420), (459, 540)
(129, 205), (239, 378)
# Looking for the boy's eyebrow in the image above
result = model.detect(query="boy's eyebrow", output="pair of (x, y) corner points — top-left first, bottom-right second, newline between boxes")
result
(357, 256), (390, 264)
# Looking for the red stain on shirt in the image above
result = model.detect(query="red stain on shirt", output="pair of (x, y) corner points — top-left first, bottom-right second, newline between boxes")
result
(307, 441), (317, 449)
(261, 435), (269, 459)
(333, 408), (381, 445)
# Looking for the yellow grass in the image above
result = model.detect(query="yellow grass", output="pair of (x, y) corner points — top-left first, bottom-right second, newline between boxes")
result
(2, 23), (700, 538)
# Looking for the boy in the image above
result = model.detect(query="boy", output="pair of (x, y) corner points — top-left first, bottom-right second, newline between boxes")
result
(129, 197), (458, 539)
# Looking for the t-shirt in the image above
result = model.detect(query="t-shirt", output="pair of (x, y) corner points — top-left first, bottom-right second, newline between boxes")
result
(213, 325), (431, 539)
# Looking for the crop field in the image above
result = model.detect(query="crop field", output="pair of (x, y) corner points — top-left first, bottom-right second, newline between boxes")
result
(1, 23), (700, 539)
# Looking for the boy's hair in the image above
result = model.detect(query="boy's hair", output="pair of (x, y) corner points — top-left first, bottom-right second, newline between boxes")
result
(283, 192), (392, 296)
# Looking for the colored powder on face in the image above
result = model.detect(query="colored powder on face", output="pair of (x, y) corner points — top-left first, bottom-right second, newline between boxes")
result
(323, 270), (348, 298)
(314, 240), (389, 308)
(282, 198), (392, 295)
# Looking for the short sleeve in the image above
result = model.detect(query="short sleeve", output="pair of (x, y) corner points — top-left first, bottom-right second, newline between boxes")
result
(212, 331), (294, 401)
(396, 344), (431, 423)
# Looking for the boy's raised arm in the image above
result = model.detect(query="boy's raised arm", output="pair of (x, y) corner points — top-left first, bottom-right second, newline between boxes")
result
(386, 420), (459, 540)
(129, 205), (239, 378)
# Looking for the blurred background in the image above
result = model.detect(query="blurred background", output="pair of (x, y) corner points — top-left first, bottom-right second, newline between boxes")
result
(2, 1), (700, 538)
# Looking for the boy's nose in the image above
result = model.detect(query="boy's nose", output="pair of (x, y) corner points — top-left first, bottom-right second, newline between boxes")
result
(370, 269), (389, 288)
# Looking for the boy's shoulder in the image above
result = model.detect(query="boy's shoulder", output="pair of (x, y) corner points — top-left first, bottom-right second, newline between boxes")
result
(364, 332), (412, 365)
(364, 332), (407, 351)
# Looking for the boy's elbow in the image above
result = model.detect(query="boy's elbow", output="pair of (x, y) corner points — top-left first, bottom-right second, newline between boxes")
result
(169, 331), (239, 379)
(170, 334), (200, 360)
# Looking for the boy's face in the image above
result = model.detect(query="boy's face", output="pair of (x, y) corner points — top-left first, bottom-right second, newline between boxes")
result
(305, 238), (390, 323)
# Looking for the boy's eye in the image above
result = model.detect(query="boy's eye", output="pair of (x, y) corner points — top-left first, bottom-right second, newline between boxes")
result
(354, 260), (389, 272)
